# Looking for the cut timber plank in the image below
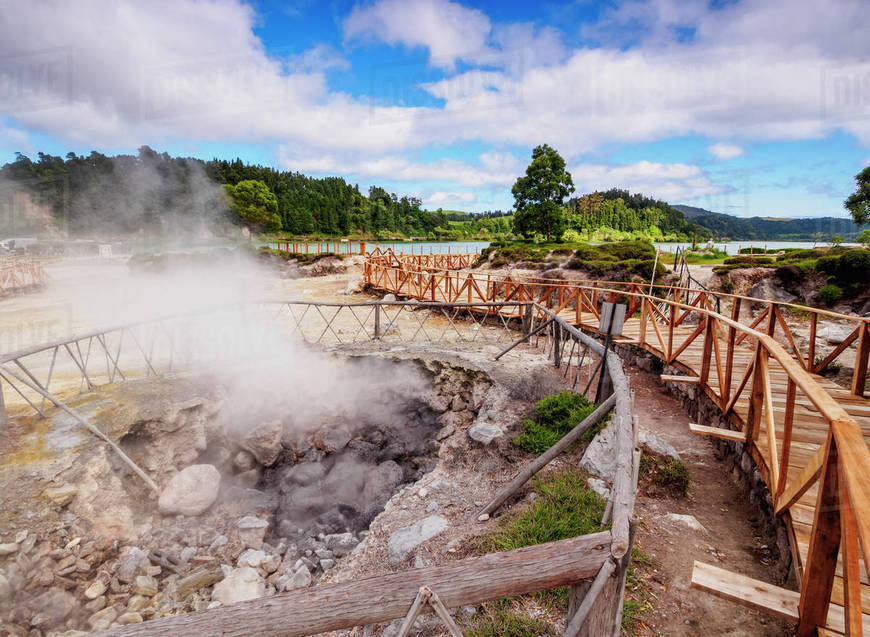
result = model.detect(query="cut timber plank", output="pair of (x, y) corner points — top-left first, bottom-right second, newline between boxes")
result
(691, 560), (798, 623)
(661, 374), (700, 383)
(691, 561), (870, 634)
(689, 423), (747, 442)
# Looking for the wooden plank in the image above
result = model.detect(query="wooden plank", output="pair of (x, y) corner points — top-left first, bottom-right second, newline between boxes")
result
(660, 374), (700, 384)
(839, 464), (863, 636)
(689, 423), (747, 442)
(691, 560), (799, 623)
(102, 532), (612, 637)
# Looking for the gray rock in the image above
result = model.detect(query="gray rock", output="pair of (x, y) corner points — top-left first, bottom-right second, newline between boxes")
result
(586, 478), (611, 500)
(0, 542), (18, 555)
(818, 322), (855, 345)
(747, 278), (796, 304)
(43, 483), (78, 507)
(87, 606), (118, 631)
(233, 450), (256, 472)
(158, 464), (221, 516)
(320, 558), (335, 571)
(426, 501), (439, 513)
(383, 293), (397, 302)
(317, 428), (351, 452)
(387, 516), (447, 565)
(0, 573), (10, 602)
(638, 427), (681, 462)
(579, 420), (618, 481)
(468, 421), (503, 445)
(413, 555), (425, 569)
(314, 548), (334, 559)
(243, 421), (283, 466)
(664, 513), (706, 532)
(209, 535), (228, 552)
(211, 567), (266, 604)
(131, 574), (158, 596)
(237, 549), (267, 569)
(323, 532), (358, 557)
(27, 588), (77, 628)
(288, 564), (312, 589)
(116, 546), (150, 583)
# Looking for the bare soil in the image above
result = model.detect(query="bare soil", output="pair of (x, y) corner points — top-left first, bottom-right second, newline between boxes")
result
(624, 366), (791, 636)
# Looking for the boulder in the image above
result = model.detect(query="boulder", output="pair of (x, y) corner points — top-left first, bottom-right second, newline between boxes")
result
(211, 567), (266, 604)
(237, 548), (267, 569)
(579, 421), (618, 481)
(315, 428), (351, 453)
(747, 278), (797, 304)
(586, 478), (611, 500)
(243, 421), (283, 466)
(387, 516), (447, 565)
(237, 516), (269, 550)
(818, 322), (855, 345)
(638, 428), (681, 462)
(158, 464), (221, 516)
(468, 421), (503, 445)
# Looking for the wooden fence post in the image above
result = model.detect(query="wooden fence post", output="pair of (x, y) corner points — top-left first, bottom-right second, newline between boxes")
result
(850, 322), (870, 396)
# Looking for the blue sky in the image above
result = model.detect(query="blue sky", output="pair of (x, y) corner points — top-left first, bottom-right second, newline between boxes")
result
(1, 0), (868, 217)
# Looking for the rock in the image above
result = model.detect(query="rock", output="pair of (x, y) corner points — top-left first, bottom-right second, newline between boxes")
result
(237, 549), (267, 569)
(383, 293), (397, 302)
(116, 546), (151, 583)
(43, 484), (78, 507)
(127, 595), (149, 611)
(211, 567), (266, 604)
(323, 532), (358, 557)
(579, 421), (618, 481)
(436, 425), (455, 440)
(84, 579), (107, 600)
(84, 595), (106, 613)
(665, 513), (707, 532)
(209, 535), (228, 552)
(413, 555), (424, 569)
(243, 421), (283, 466)
(13, 530), (27, 543)
(0, 542), (19, 555)
(287, 564), (311, 589)
(316, 428), (351, 452)
(233, 450), (256, 472)
(387, 516), (447, 565)
(179, 546), (197, 564)
(818, 322), (855, 345)
(176, 566), (224, 599)
(261, 553), (281, 574)
(28, 588), (76, 626)
(638, 428), (681, 462)
(320, 558), (335, 571)
(158, 464), (221, 516)
(586, 478), (611, 500)
(0, 573), (9, 602)
(132, 574), (159, 596)
(747, 278), (796, 304)
(426, 501), (439, 513)
(468, 422), (503, 445)
(314, 548), (333, 560)
(87, 606), (118, 631)
(237, 516), (269, 550)
(117, 612), (144, 625)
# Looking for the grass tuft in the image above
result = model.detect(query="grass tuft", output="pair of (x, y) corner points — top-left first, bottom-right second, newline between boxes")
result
(639, 454), (690, 497)
(513, 392), (606, 455)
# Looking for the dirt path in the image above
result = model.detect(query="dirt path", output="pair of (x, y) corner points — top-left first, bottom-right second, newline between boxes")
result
(625, 366), (791, 636)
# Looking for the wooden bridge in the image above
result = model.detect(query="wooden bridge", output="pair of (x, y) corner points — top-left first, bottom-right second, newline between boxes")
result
(365, 252), (870, 636)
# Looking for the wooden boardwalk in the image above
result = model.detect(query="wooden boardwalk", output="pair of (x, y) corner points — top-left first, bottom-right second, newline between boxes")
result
(364, 253), (870, 635)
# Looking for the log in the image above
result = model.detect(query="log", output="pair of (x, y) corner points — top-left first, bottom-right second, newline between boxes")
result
(563, 558), (617, 637)
(97, 532), (613, 637)
(481, 394), (617, 516)
(607, 354), (634, 560)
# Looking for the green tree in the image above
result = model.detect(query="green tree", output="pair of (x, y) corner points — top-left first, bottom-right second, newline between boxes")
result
(830, 235), (844, 246)
(846, 166), (870, 225)
(511, 144), (575, 240)
(856, 228), (870, 246)
(225, 179), (281, 233)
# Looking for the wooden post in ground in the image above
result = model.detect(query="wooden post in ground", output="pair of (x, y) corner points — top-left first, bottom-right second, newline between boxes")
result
(850, 322), (870, 396)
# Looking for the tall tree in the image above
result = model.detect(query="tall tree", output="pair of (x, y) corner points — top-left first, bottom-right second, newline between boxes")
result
(511, 144), (574, 240)
(225, 179), (281, 233)
(846, 166), (870, 225)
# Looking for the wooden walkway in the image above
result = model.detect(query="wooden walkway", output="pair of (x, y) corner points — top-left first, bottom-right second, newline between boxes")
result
(571, 312), (870, 632)
(363, 254), (870, 635)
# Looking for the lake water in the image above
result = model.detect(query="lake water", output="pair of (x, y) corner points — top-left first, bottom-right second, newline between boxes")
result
(653, 240), (858, 256)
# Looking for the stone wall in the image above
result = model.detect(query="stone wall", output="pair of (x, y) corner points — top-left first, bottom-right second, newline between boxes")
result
(611, 342), (796, 585)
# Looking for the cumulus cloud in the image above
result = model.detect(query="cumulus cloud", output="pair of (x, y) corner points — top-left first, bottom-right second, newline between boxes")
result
(286, 44), (350, 73)
(343, 0), (492, 69)
(707, 142), (745, 160)
(569, 160), (724, 202)
(424, 191), (476, 206)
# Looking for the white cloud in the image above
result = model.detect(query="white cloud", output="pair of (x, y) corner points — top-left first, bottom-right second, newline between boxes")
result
(569, 160), (724, 202)
(424, 191), (476, 206)
(0, 126), (32, 154)
(343, 0), (492, 69)
(707, 142), (745, 160)
(276, 147), (522, 187)
(286, 44), (350, 73)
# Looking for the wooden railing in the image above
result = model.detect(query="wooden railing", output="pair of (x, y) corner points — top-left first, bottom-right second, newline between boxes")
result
(365, 257), (870, 634)
(367, 247), (476, 270)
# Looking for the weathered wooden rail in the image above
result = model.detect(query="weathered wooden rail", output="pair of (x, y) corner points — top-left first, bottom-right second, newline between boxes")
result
(364, 255), (870, 635)
(0, 257), (46, 295)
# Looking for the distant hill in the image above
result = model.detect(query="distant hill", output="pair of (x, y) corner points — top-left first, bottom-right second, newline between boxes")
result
(673, 205), (866, 241)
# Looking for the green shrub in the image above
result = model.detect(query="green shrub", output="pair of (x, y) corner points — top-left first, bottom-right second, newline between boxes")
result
(818, 249), (870, 285)
(723, 255), (774, 266)
(719, 277), (734, 294)
(817, 284), (843, 306)
(513, 392), (603, 454)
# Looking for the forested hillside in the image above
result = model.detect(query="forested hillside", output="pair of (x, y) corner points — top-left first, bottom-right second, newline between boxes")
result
(0, 147), (448, 238)
(564, 189), (697, 240)
(674, 205), (865, 240)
